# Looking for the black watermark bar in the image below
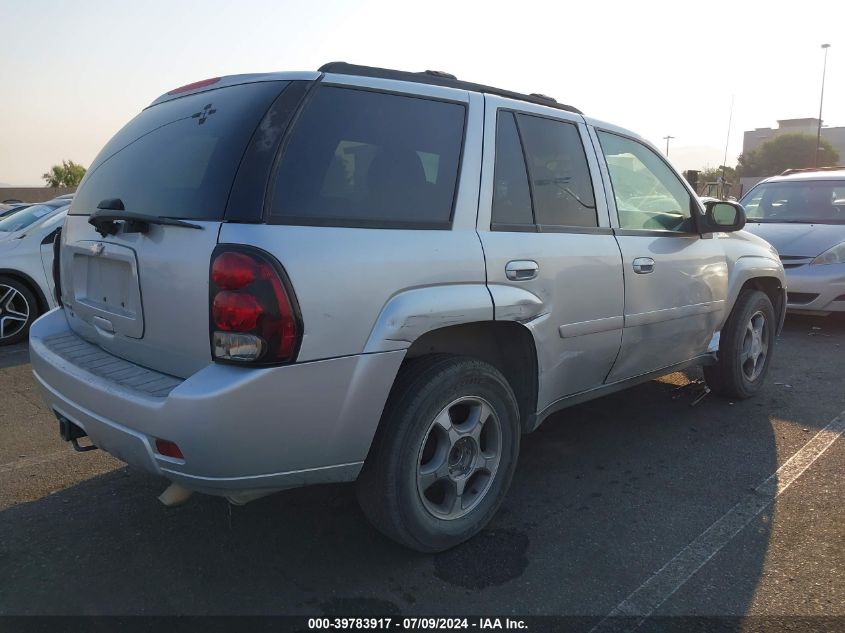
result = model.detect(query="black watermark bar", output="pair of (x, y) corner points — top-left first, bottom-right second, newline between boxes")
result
(1, 617), (843, 633)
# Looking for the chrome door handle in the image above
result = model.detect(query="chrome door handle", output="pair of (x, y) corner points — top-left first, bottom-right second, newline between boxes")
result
(632, 257), (655, 274)
(505, 260), (539, 281)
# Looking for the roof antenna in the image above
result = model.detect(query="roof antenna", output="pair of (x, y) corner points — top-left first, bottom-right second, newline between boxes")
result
(719, 94), (736, 200)
(721, 94), (735, 181)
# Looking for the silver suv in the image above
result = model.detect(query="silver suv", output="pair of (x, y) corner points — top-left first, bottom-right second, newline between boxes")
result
(30, 63), (786, 552)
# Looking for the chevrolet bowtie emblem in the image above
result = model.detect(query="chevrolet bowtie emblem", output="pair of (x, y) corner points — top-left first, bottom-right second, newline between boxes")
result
(90, 243), (105, 256)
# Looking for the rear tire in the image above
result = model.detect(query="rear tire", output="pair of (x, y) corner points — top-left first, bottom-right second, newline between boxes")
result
(356, 355), (520, 552)
(704, 289), (775, 399)
(0, 276), (38, 346)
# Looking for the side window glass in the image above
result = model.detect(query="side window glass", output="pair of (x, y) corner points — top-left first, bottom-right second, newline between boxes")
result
(742, 188), (765, 219)
(491, 112), (533, 227)
(269, 86), (465, 228)
(597, 131), (694, 232)
(517, 114), (597, 228)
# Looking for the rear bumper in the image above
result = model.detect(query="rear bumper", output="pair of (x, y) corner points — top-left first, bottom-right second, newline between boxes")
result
(30, 309), (404, 499)
(785, 263), (845, 314)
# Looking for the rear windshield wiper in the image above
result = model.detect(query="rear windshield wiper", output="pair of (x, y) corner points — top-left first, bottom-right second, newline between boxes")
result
(90, 199), (204, 237)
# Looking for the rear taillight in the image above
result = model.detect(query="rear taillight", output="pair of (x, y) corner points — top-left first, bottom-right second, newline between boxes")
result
(209, 246), (301, 364)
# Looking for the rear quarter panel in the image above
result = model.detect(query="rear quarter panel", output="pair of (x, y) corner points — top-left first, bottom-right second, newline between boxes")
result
(219, 87), (488, 362)
(217, 225), (490, 361)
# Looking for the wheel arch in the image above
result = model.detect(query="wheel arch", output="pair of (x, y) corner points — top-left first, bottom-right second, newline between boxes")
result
(403, 321), (539, 433)
(741, 276), (784, 311)
(724, 256), (786, 332)
(734, 276), (786, 334)
(0, 268), (49, 315)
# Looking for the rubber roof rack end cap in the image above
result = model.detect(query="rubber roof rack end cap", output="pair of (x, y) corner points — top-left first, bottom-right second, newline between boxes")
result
(423, 70), (458, 80)
(318, 61), (346, 72)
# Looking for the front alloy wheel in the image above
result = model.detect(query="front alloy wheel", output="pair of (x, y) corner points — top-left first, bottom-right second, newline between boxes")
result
(0, 280), (35, 346)
(704, 289), (776, 399)
(740, 310), (769, 382)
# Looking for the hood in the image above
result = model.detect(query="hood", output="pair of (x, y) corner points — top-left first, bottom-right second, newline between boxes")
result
(743, 222), (845, 258)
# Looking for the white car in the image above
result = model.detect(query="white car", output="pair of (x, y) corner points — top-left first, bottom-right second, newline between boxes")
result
(0, 200), (69, 345)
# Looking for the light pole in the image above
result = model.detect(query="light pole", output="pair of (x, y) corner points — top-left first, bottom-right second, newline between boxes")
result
(815, 43), (831, 167)
(663, 135), (674, 157)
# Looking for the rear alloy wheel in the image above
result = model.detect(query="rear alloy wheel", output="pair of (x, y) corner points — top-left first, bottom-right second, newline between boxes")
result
(704, 289), (776, 399)
(357, 355), (520, 552)
(416, 396), (503, 521)
(0, 277), (37, 346)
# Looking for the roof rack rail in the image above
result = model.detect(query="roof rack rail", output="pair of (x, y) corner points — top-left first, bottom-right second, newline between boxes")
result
(317, 62), (581, 115)
(780, 165), (845, 175)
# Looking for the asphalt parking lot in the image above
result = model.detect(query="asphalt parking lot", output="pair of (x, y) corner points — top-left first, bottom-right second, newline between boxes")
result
(0, 315), (843, 627)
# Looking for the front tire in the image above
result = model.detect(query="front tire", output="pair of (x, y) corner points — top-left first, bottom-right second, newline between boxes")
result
(356, 355), (520, 552)
(704, 289), (776, 399)
(0, 277), (38, 346)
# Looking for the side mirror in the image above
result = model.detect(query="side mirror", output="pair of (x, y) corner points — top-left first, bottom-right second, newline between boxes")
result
(700, 200), (746, 233)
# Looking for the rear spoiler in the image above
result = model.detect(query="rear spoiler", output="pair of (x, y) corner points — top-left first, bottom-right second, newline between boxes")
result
(147, 72), (320, 109)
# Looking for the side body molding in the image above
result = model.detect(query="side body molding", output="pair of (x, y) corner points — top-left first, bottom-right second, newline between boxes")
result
(363, 284), (495, 354)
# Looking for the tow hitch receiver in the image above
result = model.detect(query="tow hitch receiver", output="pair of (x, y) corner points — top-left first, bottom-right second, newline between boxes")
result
(57, 414), (98, 452)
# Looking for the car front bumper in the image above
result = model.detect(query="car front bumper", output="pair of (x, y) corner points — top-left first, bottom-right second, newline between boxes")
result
(29, 308), (404, 501)
(784, 263), (845, 314)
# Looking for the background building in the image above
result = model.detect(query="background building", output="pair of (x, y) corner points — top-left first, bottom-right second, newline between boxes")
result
(738, 118), (845, 194)
(743, 118), (845, 161)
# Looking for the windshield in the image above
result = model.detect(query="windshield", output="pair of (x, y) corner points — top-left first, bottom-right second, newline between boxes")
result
(741, 180), (845, 224)
(0, 203), (64, 232)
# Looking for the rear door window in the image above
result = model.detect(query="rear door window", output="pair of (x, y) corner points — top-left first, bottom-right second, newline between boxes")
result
(269, 86), (466, 228)
(70, 81), (288, 220)
(491, 112), (534, 228)
(516, 114), (597, 228)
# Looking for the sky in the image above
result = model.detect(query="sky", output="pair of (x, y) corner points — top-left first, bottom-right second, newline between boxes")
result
(1, 0), (843, 185)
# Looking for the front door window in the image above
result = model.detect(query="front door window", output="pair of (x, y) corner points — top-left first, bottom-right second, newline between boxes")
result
(597, 131), (695, 232)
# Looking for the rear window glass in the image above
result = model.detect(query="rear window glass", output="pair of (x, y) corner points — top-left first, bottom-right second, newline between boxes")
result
(70, 81), (287, 220)
(269, 86), (466, 228)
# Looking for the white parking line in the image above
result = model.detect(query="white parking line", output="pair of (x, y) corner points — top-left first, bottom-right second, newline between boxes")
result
(590, 410), (845, 633)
